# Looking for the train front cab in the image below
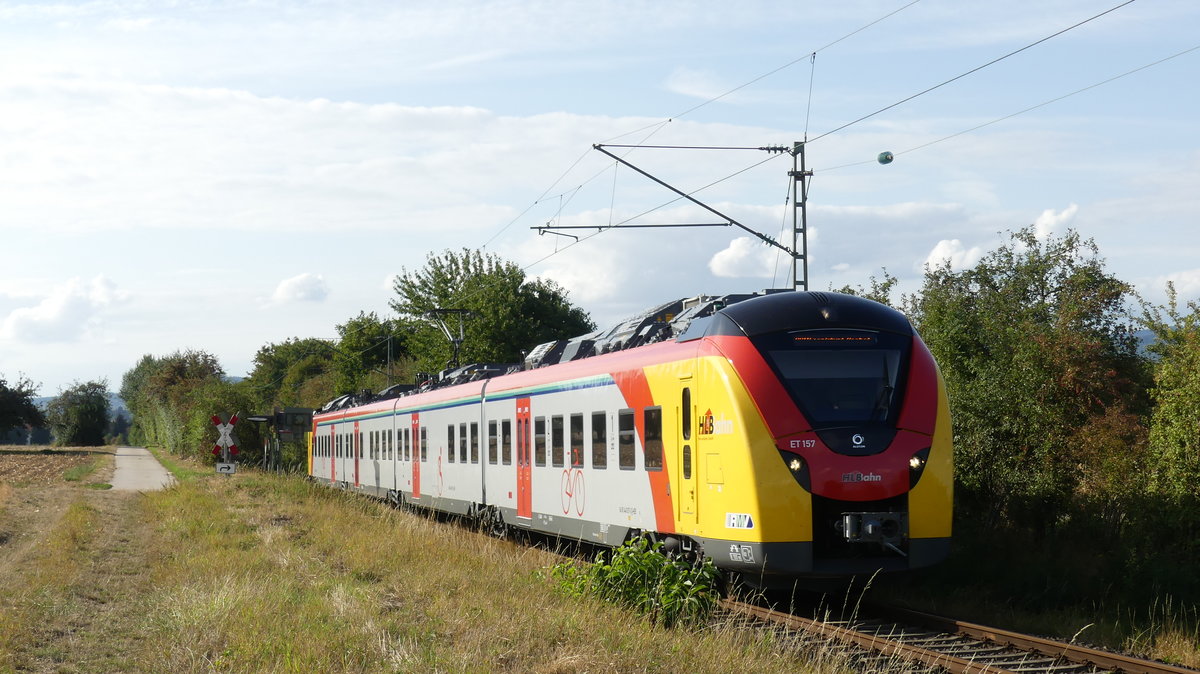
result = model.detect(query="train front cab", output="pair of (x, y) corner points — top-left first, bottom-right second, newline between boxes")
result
(654, 292), (953, 583)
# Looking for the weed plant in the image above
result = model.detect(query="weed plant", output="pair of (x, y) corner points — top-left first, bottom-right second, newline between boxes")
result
(62, 457), (102, 482)
(552, 537), (721, 628)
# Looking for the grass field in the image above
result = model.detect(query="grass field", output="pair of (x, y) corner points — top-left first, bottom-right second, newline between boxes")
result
(0, 447), (828, 673)
(2, 445), (1197, 672)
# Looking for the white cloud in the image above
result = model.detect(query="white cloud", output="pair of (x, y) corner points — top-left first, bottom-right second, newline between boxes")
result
(1034, 203), (1078, 239)
(924, 239), (983, 271)
(1153, 268), (1200, 302)
(272, 273), (329, 303)
(664, 67), (731, 102)
(708, 237), (777, 279)
(0, 276), (126, 343)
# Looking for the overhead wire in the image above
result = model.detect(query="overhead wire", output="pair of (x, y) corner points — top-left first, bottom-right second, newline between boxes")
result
(481, 0), (925, 251)
(821, 42), (1200, 172)
(423, 0), (1155, 327)
(589, 0), (1148, 249)
(807, 0), (1138, 144)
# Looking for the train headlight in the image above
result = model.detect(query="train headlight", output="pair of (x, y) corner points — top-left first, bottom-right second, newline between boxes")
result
(908, 447), (931, 488)
(778, 450), (811, 492)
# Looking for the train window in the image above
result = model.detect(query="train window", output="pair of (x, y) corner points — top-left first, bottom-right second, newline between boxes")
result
(335, 434), (341, 458)
(447, 425), (456, 463)
(551, 415), (564, 467)
(534, 417), (547, 467)
(371, 431), (376, 460)
(459, 422), (468, 463)
(403, 428), (411, 462)
(683, 444), (692, 480)
(682, 388), (692, 441)
(754, 329), (909, 428)
(570, 414), (584, 468)
(420, 427), (428, 462)
(618, 409), (635, 470)
(644, 407), (663, 471)
(501, 419), (512, 465)
(592, 412), (607, 469)
(488, 420), (498, 464)
(470, 422), (479, 464)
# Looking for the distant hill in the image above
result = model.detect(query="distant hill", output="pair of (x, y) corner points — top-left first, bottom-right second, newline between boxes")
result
(34, 392), (129, 418)
(1135, 329), (1156, 355)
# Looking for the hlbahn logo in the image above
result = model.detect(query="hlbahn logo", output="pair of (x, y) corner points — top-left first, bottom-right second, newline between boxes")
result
(699, 409), (734, 436)
(842, 472), (883, 483)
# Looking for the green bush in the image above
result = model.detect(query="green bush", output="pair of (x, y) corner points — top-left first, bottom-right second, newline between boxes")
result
(551, 538), (720, 628)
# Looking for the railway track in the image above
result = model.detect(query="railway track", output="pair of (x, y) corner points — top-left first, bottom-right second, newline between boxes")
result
(721, 598), (1198, 674)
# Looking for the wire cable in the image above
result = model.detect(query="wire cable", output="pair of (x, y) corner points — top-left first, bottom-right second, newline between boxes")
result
(484, 1), (924, 249)
(808, 0), (1137, 144)
(803, 52), (817, 141)
(821, 42), (1200, 172)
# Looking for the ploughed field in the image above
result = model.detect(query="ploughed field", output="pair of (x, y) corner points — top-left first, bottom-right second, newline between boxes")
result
(0, 445), (110, 485)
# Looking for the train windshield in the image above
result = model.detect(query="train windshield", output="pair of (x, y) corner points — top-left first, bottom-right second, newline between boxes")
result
(753, 329), (909, 427)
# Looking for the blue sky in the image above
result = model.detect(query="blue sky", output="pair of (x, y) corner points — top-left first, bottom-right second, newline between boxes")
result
(1, 0), (1197, 396)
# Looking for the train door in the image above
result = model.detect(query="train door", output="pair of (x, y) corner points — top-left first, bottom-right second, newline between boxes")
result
(392, 423), (399, 494)
(411, 414), (421, 499)
(678, 380), (697, 524)
(353, 421), (361, 487)
(329, 425), (337, 484)
(516, 397), (532, 519)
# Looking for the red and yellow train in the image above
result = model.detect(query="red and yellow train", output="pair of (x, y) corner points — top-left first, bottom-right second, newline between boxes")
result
(308, 290), (952, 582)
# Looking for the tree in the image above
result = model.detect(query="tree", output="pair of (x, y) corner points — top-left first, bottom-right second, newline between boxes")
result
(391, 249), (594, 374)
(334, 312), (409, 395)
(1142, 283), (1200, 499)
(120, 350), (225, 452)
(47, 380), (110, 447)
(108, 410), (131, 445)
(832, 268), (899, 307)
(0, 373), (45, 431)
(909, 227), (1148, 527)
(245, 337), (335, 407)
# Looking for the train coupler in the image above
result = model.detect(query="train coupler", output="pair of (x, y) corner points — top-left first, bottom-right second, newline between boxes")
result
(838, 512), (908, 556)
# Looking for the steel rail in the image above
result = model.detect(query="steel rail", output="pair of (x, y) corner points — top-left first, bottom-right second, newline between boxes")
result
(872, 606), (1199, 674)
(721, 598), (1011, 674)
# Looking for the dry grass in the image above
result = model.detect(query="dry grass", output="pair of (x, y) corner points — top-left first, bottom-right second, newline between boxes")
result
(131, 473), (829, 672)
(6, 445), (1192, 671)
(0, 497), (100, 671)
